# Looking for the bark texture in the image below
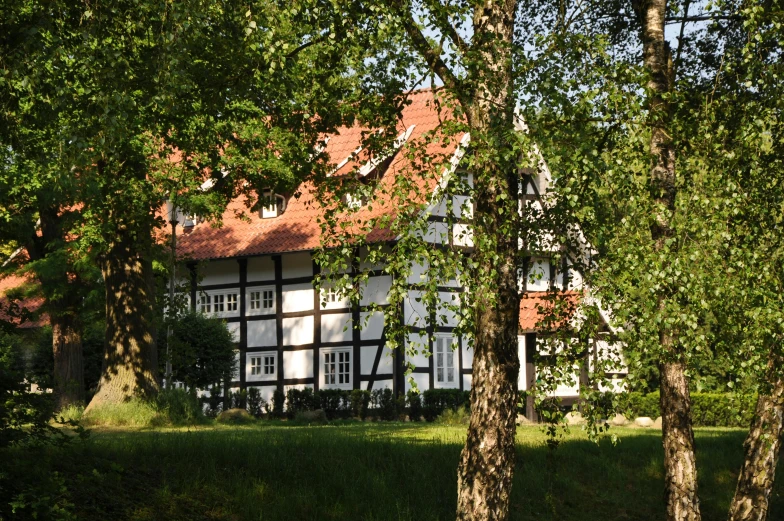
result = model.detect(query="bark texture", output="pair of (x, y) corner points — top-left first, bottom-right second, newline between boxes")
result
(455, 2), (520, 520)
(51, 312), (85, 409)
(631, 0), (702, 519)
(728, 350), (784, 521)
(660, 359), (701, 521)
(86, 217), (160, 411)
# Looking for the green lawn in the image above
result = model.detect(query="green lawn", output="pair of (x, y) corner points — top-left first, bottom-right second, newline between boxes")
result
(5, 422), (783, 520)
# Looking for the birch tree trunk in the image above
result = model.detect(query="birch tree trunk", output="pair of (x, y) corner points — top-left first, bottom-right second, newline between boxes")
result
(728, 349), (784, 521)
(455, 2), (521, 520)
(632, 0), (702, 519)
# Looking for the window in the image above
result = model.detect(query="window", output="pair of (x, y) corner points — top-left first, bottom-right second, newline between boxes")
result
(248, 287), (275, 314)
(435, 336), (457, 387)
(324, 286), (338, 303)
(214, 294), (225, 313)
(323, 349), (351, 389)
(260, 190), (287, 218)
(246, 352), (276, 382)
(226, 293), (238, 312)
(199, 294), (211, 314)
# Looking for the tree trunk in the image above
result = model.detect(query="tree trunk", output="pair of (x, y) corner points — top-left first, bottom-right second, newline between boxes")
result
(631, 0), (703, 518)
(51, 312), (85, 409)
(86, 222), (160, 411)
(660, 359), (701, 521)
(728, 349), (784, 521)
(455, 3), (520, 520)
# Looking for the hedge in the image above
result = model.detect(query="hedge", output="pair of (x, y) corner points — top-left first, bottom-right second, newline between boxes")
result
(422, 389), (471, 422)
(621, 391), (756, 427)
(283, 388), (402, 420)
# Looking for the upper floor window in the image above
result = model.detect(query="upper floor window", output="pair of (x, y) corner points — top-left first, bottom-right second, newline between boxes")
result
(260, 190), (287, 218)
(247, 287), (275, 315)
(247, 352), (276, 382)
(199, 290), (240, 318)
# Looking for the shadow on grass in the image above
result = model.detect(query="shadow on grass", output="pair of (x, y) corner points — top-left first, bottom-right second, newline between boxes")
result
(6, 425), (781, 521)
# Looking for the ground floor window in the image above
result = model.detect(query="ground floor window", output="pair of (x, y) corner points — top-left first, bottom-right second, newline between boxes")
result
(323, 349), (351, 389)
(435, 335), (457, 387)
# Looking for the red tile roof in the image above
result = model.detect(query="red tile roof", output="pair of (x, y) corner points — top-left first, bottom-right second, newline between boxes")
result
(176, 89), (463, 261)
(0, 272), (48, 328)
(519, 291), (581, 332)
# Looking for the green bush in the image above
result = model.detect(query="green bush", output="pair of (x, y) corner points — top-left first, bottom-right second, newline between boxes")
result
(204, 386), (223, 418)
(435, 406), (470, 426)
(372, 388), (398, 421)
(247, 388), (265, 418)
(407, 390), (423, 421)
(422, 389), (470, 422)
(317, 389), (350, 419)
(620, 391), (756, 427)
(216, 408), (254, 424)
(272, 389), (285, 417)
(286, 387), (318, 418)
(83, 389), (206, 427)
(350, 389), (371, 419)
(231, 389), (247, 410)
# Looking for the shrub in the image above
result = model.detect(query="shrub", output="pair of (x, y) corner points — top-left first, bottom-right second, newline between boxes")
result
(231, 389), (248, 410)
(422, 389), (471, 422)
(286, 387), (317, 418)
(292, 409), (328, 425)
(317, 389), (350, 419)
(204, 386), (223, 418)
(620, 391), (756, 427)
(407, 390), (423, 421)
(350, 389), (371, 419)
(154, 388), (206, 426)
(372, 388), (398, 421)
(271, 389), (285, 417)
(216, 408), (254, 424)
(435, 406), (470, 426)
(247, 388), (265, 418)
(83, 389), (206, 427)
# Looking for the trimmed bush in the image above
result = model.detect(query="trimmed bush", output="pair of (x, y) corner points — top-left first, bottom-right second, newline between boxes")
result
(407, 390), (423, 421)
(272, 389), (285, 417)
(205, 386), (223, 418)
(372, 388), (398, 421)
(286, 388), (318, 418)
(216, 408), (254, 424)
(247, 388), (265, 418)
(422, 389), (471, 422)
(620, 391), (756, 427)
(317, 389), (350, 419)
(350, 389), (371, 419)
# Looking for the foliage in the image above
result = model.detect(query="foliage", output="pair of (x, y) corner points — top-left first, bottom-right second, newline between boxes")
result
(271, 389), (285, 418)
(407, 390), (423, 422)
(350, 389), (371, 420)
(621, 392), (756, 428)
(216, 408), (254, 425)
(161, 312), (236, 391)
(204, 386), (223, 418)
(246, 387), (265, 418)
(435, 406), (471, 426)
(285, 387), (318, 419)
(422, 389), (471, 422)
(291, 409), (329, 425)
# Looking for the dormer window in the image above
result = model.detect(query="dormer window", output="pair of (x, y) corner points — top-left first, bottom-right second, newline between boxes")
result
(260, 190), (287, 218)
(344, 193), (367, 209)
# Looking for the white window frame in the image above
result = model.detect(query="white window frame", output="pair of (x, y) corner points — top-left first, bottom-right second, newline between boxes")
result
(434, 334), (459, 389)
(321, 347), (352, 390)
(260, 190), (287, 218)
(200, 290), (240, 318)
(247, 286), (276, 315)
(320, 285), (349, 310)
(198, 293), (212, 314)
(246, 351), (277, 382)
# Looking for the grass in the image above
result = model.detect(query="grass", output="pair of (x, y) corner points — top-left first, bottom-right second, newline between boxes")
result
(4, 422), (783, 521)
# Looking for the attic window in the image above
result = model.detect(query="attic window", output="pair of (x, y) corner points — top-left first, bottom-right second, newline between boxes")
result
(344, 193), (367, 209)
(260, 190), (287, 218)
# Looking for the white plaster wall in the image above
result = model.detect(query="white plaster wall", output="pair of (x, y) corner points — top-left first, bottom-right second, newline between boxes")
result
(360, 276), (391, 306)
(406, 372), (430, 393)
(200, 259), (239, 285)
(463, 374), (472, 390)
(284, 350), (313, 379)
(247, 319), (277, 347)
(377, 346), (394, 374)
(282, 283), (315, 313)
(517, 336), (526, 390)
(424, 221), (449, 244)
(282, 316), (314, 345)
(281, 252), (313, 279)
(407, 259), (428, 284)
(453, 224), (473, 247)
(371, 379), (393, 391)
(321, 313), (352, 343)
(436, 291), (459, 327)
(406, 332), (430, 369)
(248, 385), (277, 404)
(232, 351), (240, 379)
(247, 256), (275, 282)
(454, 195), (472, 218)
(527, 258), (550, 291)
(360, 345), (377, 375)
(404, 291), (428, 328)
(360, 311), (384, 340)
(227, 322), (241, 343)
(462, 340), (474, 369)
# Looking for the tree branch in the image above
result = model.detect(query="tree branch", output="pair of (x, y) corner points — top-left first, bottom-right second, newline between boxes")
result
(391, 1), (461, 93)
(422, 0), (470, 57)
